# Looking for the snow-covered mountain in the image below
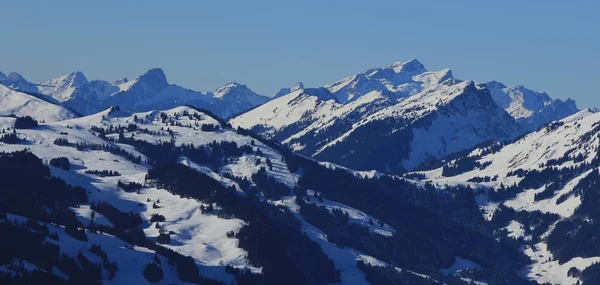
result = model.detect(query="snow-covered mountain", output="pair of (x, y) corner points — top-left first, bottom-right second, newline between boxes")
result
(0, 84), (78, 122)
(487, 81), (578, 131)
(1, 60), (596, 284)
(326, 59), (453, 103)
(232, 60), (580, 174)
(232, 62), (522, 173)
(37, 71), (90, 101)
(0, 72), (39, 94)
(0, 69), (270, 119)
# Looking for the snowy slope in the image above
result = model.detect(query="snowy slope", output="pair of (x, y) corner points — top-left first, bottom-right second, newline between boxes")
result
(38, 71), (89, 101)
(315, 80), (521, 171)
(0, 84), (79, 122)
(487, 81), (578, 131)
(409, 108), (600, 284)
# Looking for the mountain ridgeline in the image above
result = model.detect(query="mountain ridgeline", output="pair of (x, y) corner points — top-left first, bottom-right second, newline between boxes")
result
(231, 59), (578, 173)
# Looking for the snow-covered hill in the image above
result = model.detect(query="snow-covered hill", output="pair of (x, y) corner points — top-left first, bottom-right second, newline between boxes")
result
(0, 84), (79, 122)
(487, 81), (578, 131)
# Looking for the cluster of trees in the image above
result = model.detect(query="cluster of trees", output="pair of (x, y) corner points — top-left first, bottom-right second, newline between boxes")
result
(0, 219), (101, 285)
(90, 201), (142, 229)
(49, 157), (70, 170)
(84, 169), (121, 177)
(14, 115), (39, 129)
(581, 262), (600, 285)
(250, 167), (290, 198)
(143, 262), (163, 283)
(89, 244), (118, 279)
(298, 199), (393, 260)
(201, 124), (220, 132)
(0, 132), (21, 144)
(53, 138), (143, 164)
(442, 156), (491, 177)
(0, 150), (86, 227)
(115, 134), (254, 167)
(117, 180), (143, 192)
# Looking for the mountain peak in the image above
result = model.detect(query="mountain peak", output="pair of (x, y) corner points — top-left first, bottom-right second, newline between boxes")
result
(65, 71), (88, 87)
(0, 72), (6, 81)
(139, 68), (168, 86)
(39, 71), (89, 93)
(302, 87), (338, 102)
(214, 82), (251, 98)
(113, 77), (129, 85)
(485, 80), (507, 90)
(273, 82), (305, 98)
(7, 72), (25, 82)
(291, 82), (304, 91)
(389, 59), (426, 73)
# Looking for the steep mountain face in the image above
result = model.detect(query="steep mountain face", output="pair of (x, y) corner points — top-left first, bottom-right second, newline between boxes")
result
(232, 62), (522, 173)
(410, 108), (600, 285)
(487, 81), (578, 131)
(0, 69), (269, 119)
(37, 71), (89, 101)
(230, 86), (392, 155)
(313, 80), (522, 173)
(0, 84), (78, 122)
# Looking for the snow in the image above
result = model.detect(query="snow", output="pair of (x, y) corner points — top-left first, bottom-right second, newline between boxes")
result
(440, 257), (482, 276)
(504, 220), (530, 240)
(304, 191), (395, 237)
(487, 81), (578, 131)
(38, 71), (89, 101)
(419, 109), (600, 284)
(71, 205), (115, 227)
(273, 196), (434, 285)
(522, 242), (600, 285)
(2, 213), (193, 284)
(0, 84), (78, 122)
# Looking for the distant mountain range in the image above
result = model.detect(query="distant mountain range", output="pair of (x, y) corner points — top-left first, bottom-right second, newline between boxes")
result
(0, 69), (269, 119)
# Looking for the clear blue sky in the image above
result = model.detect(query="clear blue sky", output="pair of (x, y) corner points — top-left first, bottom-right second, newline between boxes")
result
(1, 1), (598, 107)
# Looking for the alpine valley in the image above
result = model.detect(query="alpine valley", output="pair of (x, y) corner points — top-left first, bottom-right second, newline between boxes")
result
(1, 60), (598, 285)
